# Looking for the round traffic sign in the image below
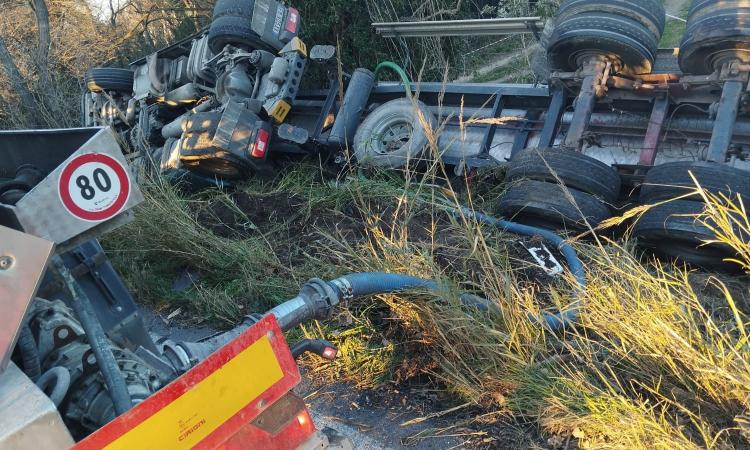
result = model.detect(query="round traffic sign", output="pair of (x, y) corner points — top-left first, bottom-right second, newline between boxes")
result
(58, 153), (131, 222)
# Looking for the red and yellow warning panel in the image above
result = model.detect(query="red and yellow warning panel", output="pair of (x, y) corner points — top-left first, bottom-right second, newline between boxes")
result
(74, 315), (308, 450)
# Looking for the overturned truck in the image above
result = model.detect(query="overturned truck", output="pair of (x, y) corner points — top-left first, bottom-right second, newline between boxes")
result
(83, 0), (750, 267)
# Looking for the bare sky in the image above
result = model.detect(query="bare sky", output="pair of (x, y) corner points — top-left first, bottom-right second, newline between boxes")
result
(86, 0), (122, 19)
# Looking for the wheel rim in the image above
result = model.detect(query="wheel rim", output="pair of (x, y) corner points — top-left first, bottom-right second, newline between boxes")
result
(374, 118), (413, 155)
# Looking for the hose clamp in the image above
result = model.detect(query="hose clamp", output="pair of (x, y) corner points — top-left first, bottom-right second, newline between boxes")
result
(330, 278), (354, 300)
(160, 340), (192, 373)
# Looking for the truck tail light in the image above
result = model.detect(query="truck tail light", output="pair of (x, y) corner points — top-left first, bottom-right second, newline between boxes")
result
(322, 346), (338, 360)
(285, 8), (299, 34)
(251, 129), (270, 158)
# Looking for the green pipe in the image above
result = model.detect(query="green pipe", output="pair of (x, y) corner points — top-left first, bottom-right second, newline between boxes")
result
(374, 61), (412, 97)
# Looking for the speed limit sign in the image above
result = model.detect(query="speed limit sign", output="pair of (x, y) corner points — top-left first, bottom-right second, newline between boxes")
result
(58, 153), (131, 222)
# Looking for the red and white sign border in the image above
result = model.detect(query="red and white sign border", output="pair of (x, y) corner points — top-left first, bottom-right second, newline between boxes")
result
(58, 153), (131, 222)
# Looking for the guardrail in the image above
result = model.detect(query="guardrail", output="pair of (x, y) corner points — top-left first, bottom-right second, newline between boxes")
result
(372, 17), (545, 38)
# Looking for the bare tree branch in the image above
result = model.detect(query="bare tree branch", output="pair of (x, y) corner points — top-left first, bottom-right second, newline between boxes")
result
(30, 0), (51, 62)
(0, 35), (38, 125)
(412, 0), (464, 21)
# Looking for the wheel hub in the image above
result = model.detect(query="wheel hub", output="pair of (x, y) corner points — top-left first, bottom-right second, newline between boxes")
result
(377, 122), (412, 155)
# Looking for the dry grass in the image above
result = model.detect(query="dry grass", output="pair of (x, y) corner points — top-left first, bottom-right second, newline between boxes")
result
(295, 108), (750, 447)
(296, 176), (750, 448)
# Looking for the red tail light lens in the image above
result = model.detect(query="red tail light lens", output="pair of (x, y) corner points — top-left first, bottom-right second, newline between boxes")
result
(251, 129), (270, 158)
(322, 346), (338, 360)
(285, 8), (299, 33)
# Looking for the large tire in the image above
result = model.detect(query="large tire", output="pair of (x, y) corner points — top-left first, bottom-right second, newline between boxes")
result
(679, 0), (750, 74)
(557, 0), (665, 38)
(84, 68), (134, 93)
(177, 111), (249, 179)
(640, 161), (750, 205)
(497, 180), (611, 231)
(208, 0), (273, 53)
(353, 98), (437, 169)
(547, 0), (665, 74)
(633, 200), (740, 268)
(530, 21), (554, 82)
(507, 147), (621, 203)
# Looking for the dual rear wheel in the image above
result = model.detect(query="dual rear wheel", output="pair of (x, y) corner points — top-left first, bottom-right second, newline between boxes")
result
(499, 148), (619, 233)
(502, 153), (749, 268)
(506, 1), (750, 269)
(634, 162), (750, 268)
(545, 0), (665, 74)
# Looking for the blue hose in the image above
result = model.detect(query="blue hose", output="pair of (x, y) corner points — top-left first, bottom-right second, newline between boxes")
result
(327, 211), (585, 331)
(330, 273), (438, 298)
(459, 208), (585, 330)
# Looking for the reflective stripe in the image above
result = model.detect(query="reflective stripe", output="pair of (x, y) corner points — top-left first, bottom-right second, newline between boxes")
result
(105, 336), (283, 450)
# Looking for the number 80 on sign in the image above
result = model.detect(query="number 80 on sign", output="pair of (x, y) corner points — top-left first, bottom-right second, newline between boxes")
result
(58, 153), (131, 222)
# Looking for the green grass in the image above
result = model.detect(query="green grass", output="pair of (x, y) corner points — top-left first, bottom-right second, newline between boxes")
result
(660, 4), (689, 48)
(103, 176), (314, 324)
(470, 55), (534, 83)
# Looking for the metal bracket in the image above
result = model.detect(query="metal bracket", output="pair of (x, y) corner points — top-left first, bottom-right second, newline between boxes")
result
(0, 226), (55, 374)
(639, 94), (670, 166)
(538, 86), (565, 149)
(480, 94), (504, 156)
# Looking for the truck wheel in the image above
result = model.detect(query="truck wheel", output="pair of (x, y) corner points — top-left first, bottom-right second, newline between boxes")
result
(507, 147), (621, 203)
(497, 180), (611, 231)
(530, 21), (554, 81)
(84, 68), (134, 93)
(679, 0), (750, 74)
(208, 0), (272, 53)
(633, 200), (739, 268)
(556, 0), (665, 37)
(352, 98), (437, 169)
(640, 161), (750, 205)
(178, 112), (249, 179)
(547, 0), (665, 73)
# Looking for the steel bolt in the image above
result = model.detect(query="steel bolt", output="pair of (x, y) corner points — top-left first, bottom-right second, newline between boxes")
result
(0, 255), (14, 270)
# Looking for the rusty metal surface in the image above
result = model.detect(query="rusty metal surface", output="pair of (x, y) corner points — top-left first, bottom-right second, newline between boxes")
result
(0, 226), (54, 373)
(639, 95), (670, 166)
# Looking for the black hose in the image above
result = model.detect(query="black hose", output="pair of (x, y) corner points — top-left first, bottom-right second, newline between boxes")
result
(17, 324), (41, 382)
(52, 259), (133, 415)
